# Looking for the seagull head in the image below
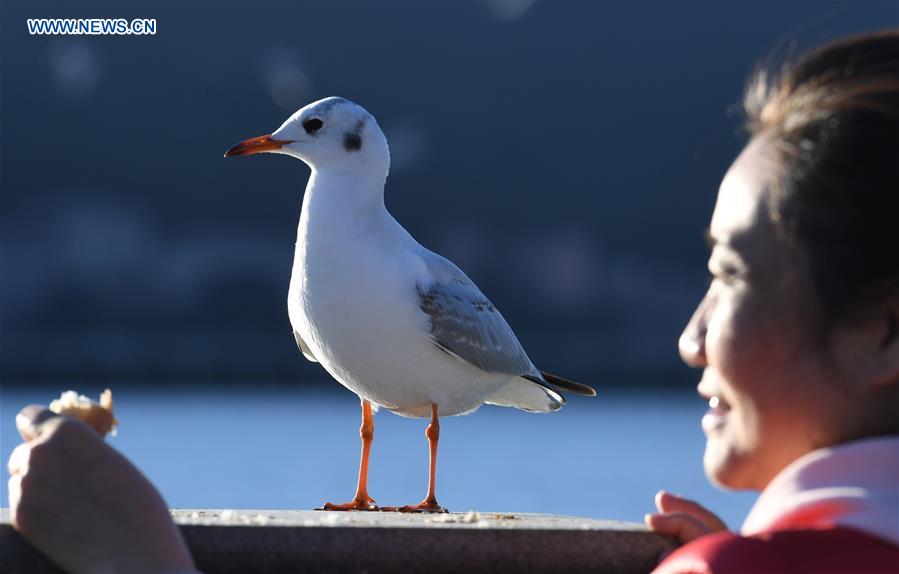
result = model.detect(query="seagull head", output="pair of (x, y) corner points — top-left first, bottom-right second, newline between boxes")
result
(225, 97), (390, 175)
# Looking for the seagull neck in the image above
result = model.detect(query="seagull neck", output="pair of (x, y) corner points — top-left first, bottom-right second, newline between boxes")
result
(302, 168), (387, 221)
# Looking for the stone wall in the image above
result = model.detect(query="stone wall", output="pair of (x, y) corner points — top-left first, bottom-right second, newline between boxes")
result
(1, 509), (676, 573)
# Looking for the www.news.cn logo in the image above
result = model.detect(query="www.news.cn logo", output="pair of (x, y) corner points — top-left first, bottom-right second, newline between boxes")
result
(27, 18), (156, 36)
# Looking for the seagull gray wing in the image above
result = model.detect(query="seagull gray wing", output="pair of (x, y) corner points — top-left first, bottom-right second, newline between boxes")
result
(417, 251), (596, 403)
(417, 251), (543, 379)
(293, 330), (318, 363)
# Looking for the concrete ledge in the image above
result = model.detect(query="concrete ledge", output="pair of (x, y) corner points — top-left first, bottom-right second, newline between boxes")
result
(1, 508), (676, 573)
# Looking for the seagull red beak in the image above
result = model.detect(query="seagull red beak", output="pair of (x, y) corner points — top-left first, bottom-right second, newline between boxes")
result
(224, 134), (294, 157)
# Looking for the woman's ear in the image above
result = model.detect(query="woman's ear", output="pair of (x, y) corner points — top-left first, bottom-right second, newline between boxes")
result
(829, 296), (899, 392)
(871, 298), (899, 389)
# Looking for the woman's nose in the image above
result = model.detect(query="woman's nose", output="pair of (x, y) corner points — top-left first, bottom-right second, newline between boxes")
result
(679, 298), (708, 368)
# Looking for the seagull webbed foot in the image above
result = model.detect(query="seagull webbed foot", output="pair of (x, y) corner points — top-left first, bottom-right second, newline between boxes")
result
(317, 497), (379, 511)
(380, 498), (448, 513)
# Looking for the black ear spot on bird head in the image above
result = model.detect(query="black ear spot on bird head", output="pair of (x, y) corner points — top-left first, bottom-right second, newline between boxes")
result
(343, 131), (362, 152)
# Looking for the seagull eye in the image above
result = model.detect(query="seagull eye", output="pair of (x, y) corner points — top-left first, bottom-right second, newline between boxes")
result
(302, 118), (324, 134)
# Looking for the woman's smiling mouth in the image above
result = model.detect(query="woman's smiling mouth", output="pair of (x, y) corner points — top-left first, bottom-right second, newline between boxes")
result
(698, 382), (732, 434)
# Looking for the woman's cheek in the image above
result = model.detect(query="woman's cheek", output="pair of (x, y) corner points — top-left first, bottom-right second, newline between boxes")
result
(705, 289), (746, 371)
(714, 286), (771, 373)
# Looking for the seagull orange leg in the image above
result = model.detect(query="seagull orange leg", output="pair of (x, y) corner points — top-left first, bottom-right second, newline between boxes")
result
(383, 403), (448, 513)
(319, 400), (378, 511)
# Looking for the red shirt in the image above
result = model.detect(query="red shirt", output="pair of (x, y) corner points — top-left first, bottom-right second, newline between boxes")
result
(654, 527), (899, 574)
(655, 438), (899, 573)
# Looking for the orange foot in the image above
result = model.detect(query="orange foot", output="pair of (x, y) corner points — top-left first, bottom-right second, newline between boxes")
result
(317, 497), (379, 511)
(380, 499), (448, 513)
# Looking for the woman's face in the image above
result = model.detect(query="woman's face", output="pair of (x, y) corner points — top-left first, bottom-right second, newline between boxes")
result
(680, 136), (849, 490)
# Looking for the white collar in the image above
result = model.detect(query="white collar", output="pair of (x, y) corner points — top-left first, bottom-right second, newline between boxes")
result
(742, 436), (899, 546)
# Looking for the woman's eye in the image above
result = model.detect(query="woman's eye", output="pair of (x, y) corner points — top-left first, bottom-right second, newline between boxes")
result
(707, 258), (741, 283)
(721, 263), (742, 278)
(708, 264), (741, 285)
(302, 118), (323, 134)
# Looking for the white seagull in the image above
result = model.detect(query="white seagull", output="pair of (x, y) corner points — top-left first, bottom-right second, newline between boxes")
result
(225, 97), (595, 512)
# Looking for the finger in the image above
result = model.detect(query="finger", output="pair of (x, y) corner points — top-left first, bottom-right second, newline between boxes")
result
(8, 475), (22, 512)
(7, 443), (30, 476)
(655, 490), (727, 531)
(645, 511), (712, 544)
(16, 406), (59, 442)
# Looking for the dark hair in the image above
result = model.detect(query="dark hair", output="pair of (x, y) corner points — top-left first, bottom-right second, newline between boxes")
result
(743, 30), (899, 324)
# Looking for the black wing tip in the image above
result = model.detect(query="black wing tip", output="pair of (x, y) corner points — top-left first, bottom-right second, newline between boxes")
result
(539, 371), (597, 397)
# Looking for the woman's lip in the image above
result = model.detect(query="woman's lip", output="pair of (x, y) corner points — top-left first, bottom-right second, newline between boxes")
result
(697, 380), (716, 400)
(701, 394), (731, 434)
(708, 395), (728, 410)
(702, 409), (728, 434)
(697, 377), (730, 408)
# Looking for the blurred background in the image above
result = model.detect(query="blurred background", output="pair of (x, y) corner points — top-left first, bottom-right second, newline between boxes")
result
(0, 1), (893, 525)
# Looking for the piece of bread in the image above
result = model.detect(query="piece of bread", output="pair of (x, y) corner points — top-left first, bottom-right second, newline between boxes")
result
(49, 389), (118, 437)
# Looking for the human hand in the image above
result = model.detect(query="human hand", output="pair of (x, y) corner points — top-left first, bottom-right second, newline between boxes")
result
(8, 405), (197, 574)
(644, 490), (728, 545)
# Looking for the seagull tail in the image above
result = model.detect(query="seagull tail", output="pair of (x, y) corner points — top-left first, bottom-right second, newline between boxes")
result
(484, 378), (563, 413)
(538, 371), (597, 397)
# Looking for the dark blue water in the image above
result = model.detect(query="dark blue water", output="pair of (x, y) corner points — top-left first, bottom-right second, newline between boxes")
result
(1, 383), (756, 528)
